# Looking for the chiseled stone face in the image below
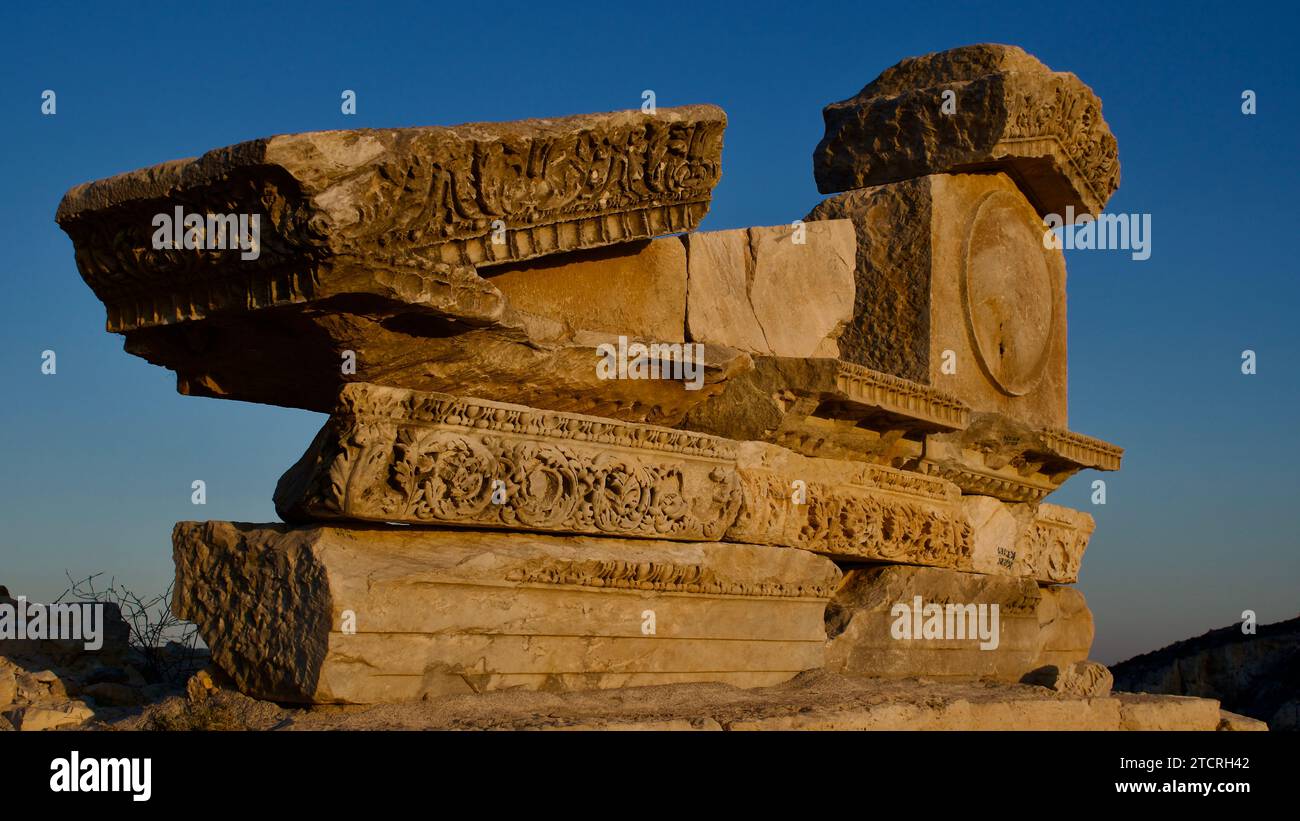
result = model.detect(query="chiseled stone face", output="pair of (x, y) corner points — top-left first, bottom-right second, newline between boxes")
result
(685, 221), (856, 358)
(962, 496), (1096, 584)
(54, 107), (733, 419)
(485, 238), (688, 343)
(57, 106), (726, 335)
(275, 383), (977, 571)
(823, 564), (1094, 681)
(171, 521), (841, 703)
(808, 172), (1069, 431)
(813, 43), (1119, 218)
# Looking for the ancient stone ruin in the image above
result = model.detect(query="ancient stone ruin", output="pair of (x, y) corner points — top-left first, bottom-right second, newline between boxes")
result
(54, 44), (1233, 728)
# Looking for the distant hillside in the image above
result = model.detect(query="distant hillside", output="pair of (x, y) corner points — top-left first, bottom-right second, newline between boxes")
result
(1111, 616), (1300, 730)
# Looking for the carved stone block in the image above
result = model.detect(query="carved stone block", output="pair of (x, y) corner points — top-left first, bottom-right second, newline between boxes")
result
(275, 383), (746, 542)
(813, 44), (1119, 218)
(55, 107), (733, 418)
(684, 221), (856, 357)
(275, 383), (988, 574)
(679, 356), (969, 463)
(963, 496), (1095, 584)
(912, 418), (1123, 503)
(808, 172), (1069, 429)
(726, 441), (975, 569)
(823, 564), (1094, 681)
(58, 106), (726, 333)
(172, 521), (841, 703)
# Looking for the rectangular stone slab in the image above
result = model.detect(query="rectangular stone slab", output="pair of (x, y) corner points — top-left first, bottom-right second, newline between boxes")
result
(274, 383), (747, 541)
(963, 497), (1095, 584)
(275, 384), (979, 573)
(684, 221), (856, 358)
(55, 107), (736, 418)
(807, 172), (1070, 430)
(57, 106), (726, 334)
(679, 356), (970, 464)
(171, 521), (841, 703)
(824, 564), (1094, 681)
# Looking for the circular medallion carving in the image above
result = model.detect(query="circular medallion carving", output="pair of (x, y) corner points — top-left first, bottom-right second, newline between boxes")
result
(962, 190), (1057, 396)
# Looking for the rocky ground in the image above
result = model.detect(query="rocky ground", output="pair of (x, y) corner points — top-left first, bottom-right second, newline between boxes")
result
(0, 655), (1264, 731)
(1112, 616), (1299, 730)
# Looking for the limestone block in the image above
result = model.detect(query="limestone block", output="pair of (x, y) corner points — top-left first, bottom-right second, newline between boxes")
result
(171, 521), (841, 704)
(685, 221), (855, 357)
(1116, 694), (1224, 731)
(486, 238), (687, 343)
(963, 497), (1095, 584)
(813, 44), (1119, 218)
(7, 701), (94, 732)
(807, 172), (1069, 430)
(823, 565), (1093, 681)
(1217, 710), (1269, 732)
(276, 383), (984, 574)
(726, 441), (974, 569)
(55, 106), (732, 419)
(58, 106), (726, 334)
(275, 383), (746, 542)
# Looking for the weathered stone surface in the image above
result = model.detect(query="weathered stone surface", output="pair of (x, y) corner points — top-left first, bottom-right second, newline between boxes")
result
(680, 356), (969, 464)
(275, 383), (745, 541)
(915, 421), (1123, 502)
(964, 497), (1095, 584)
(1217, 710), (1269, 732)
(487, 238), (687, 342)
(808, 173), (1069, 428)
(277, 384), (1000, 575)
(813, 44), (1119, 218)
(823, 565), (1093, 681)
(117, 288), (751, 421)
(56, 107), (737, 419)
(113, 666), (1231, 731)
(5, 701), (95, 732)
(172, 521), (841, 704)
(685, 221), (855, 357)
(1116, 694), (1223, 732)
(1022, 659), (1113, 697)
(727, 441), (974, 568)
(58, 106), (726, 333)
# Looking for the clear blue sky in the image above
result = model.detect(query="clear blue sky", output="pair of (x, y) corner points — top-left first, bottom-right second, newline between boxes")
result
(1, 1), (1296, 663)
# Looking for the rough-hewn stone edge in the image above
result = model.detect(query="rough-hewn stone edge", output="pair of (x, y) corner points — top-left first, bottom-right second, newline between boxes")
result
(813, 48), (1118, 213)
(170, 521), (332, 703)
